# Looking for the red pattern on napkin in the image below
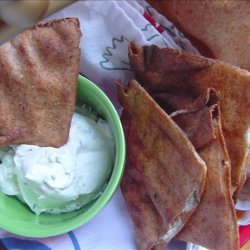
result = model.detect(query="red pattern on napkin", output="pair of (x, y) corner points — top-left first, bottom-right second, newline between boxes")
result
(240, 225), (250, 248)
(143, 11), (165, 33)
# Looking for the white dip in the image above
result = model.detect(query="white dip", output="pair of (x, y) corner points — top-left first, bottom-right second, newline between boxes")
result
(0, 110), (115, 215)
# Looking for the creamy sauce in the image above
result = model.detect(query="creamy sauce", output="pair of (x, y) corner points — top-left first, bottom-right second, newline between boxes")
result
(0, 111), (115, 215)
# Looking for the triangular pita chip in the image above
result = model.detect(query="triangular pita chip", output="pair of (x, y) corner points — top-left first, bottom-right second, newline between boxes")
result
(168, 89), (239, 249)
(118, 80), (206, 249)
(129, 43), (250, 197)
(0, 18), (81, 147)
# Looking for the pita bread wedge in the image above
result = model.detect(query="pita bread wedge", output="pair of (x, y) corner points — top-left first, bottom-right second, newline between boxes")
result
(129, 43), (250, 198)
(147, 85), (238, 248)
(0, 18), (81, 147)
(118, 80), (207, 248)
(178, 140), (238, 250)
(167, 89), (239, 250)
(121, 111), (169, 250)
(121, 153), (167, 250)
(147, 0), (250, 70)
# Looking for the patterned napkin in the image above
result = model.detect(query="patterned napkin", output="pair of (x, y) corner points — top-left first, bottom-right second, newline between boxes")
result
(0, 1), (248, 249)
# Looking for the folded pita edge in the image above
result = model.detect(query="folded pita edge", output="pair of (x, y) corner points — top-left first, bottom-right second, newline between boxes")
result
(118, 80), (207, 249)
(128, 42), (250, 199)
(168, 89), (239, 250)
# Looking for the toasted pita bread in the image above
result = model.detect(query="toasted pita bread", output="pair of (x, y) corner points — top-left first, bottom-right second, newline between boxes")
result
(178, 140), (238, 249)
(168, 90), (238, 250)
(147, 0), (250, 70)
(0, 18), (81, 147)
(144, 84), (238, 248)
(121, 111), (169, 250)
(118, 80), (206, 249)
(156, 88), (218, 149)
(121, 154), (167, 250)
(129, 43), (250, 197)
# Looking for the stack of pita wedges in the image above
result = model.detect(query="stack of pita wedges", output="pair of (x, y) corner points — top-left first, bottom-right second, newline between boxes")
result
(118, 42), (250, 250)
(0, 18), (81, 147)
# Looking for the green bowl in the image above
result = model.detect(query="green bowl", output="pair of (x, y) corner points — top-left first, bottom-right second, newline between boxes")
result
(0, 75), (126, 237)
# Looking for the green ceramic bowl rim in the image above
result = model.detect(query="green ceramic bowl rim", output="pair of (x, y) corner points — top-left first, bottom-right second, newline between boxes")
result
(0, 75), (126, 238)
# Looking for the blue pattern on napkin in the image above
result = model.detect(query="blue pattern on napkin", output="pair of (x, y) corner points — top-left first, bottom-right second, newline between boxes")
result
(0, 237), (51, 250)
(68, 232), (80, 250)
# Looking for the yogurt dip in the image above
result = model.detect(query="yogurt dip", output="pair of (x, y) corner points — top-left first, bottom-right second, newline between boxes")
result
(0, 108), (115, 215)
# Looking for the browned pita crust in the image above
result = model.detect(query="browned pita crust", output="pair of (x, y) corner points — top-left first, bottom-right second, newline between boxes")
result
(121, 155), (167, 250)
(178, 139), (238, 249)
(157, 88), (218, 149)
(147, 0), (250, 70)
(121, 110), (164, 250)
(169, 90), (238, 250)
(118, 80), (206, 249)
(121, 110), (169, 250)
(129, 43), (250, 197)
(0, 18), (81, 147)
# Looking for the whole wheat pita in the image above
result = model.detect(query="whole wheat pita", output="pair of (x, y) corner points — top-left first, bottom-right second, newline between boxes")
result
(129, 43), (250, 198)
(169, 90), (238, 250)
(118, 80), (206, 249)
(147, 0), (250, 70)
(0, 18), (81, 147)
